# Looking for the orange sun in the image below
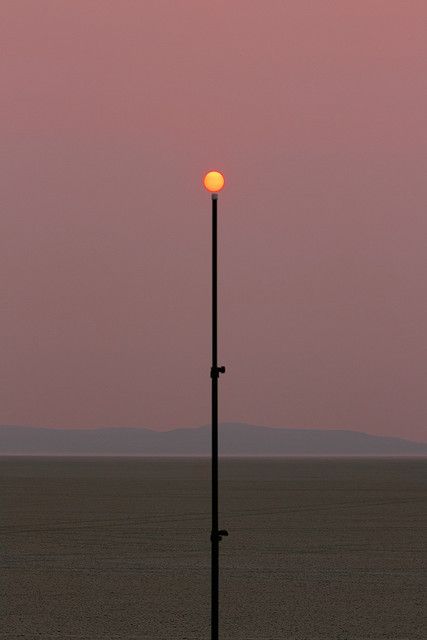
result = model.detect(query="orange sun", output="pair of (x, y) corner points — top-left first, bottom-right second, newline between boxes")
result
(203, 170), (225, 193)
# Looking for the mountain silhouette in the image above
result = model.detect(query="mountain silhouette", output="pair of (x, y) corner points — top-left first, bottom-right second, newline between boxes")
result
(1, 423), (426, 455)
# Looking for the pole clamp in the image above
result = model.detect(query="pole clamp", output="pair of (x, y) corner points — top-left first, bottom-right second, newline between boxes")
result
(210, 365), (226, 378)
(210, 529), (229, 542)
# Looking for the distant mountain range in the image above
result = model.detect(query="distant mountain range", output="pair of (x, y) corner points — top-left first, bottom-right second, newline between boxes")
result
(0, 423), (426, 456)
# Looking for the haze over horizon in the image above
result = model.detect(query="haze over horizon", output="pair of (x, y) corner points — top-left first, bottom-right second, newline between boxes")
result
(2, 421), (427, 446)
(2, 422), (427, 455)
(2, 2), (427, 441)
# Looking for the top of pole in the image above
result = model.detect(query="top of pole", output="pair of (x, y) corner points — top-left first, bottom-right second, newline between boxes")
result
(203, 170), (225, 194)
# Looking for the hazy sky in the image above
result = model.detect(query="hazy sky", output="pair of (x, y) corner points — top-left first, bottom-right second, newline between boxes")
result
(1, 1), (427, 441)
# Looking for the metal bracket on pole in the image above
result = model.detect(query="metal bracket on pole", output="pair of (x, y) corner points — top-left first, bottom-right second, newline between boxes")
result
(210, 365), (226, 378)
(210, 529), (229, 542)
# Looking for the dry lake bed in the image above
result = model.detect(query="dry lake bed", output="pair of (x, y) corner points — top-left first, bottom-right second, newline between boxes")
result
(1, 457), (426, 639)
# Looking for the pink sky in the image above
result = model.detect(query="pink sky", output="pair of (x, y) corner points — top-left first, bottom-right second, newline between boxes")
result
(1, 1), (427, 441)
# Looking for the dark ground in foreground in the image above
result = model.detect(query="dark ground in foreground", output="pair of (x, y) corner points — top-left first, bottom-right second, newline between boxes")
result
(1, 457), (426, 639)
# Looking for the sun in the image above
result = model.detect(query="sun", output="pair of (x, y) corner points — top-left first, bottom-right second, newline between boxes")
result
(203, 170), (225, 193)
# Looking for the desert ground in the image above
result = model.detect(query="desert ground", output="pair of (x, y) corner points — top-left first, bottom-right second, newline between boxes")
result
(1, 457), (426, 639)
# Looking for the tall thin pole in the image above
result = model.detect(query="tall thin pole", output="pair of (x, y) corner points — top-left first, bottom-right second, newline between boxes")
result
(210, 193), (227, 640)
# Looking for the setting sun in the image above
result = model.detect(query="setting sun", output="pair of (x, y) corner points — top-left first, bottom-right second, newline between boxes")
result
(203, 170), (225, 193)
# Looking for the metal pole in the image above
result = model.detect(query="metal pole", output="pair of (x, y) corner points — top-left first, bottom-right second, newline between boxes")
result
(210, 193), (227, 640)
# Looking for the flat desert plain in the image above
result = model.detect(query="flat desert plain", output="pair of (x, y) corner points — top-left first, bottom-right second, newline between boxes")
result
(1, 457), (426, 639)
